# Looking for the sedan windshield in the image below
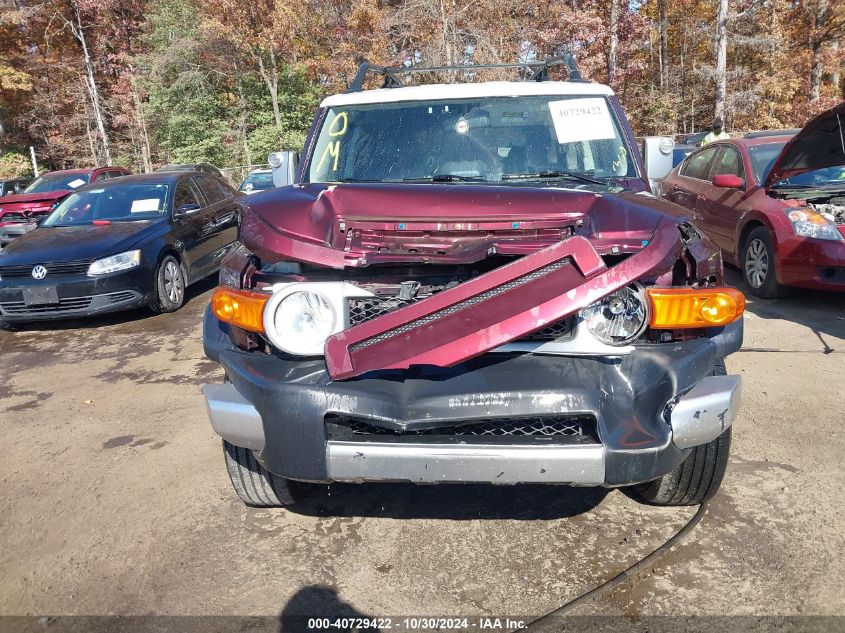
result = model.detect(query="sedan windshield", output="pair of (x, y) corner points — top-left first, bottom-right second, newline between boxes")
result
(751, 141), (845, 188)
(43, 183), (170, 227)
(24, 172), (90, 193)
(307, 95), (636, 185)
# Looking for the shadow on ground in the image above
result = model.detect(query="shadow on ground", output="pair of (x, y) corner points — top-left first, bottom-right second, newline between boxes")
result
(279, 586), (380, 632)
(725, 267), (845, 348)
(282, 481), (609, 521)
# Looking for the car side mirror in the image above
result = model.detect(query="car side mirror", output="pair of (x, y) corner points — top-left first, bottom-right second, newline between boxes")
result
(174, 203), (201, 218)
(268, 151), (299, 187)
(712, 174), (744, 189)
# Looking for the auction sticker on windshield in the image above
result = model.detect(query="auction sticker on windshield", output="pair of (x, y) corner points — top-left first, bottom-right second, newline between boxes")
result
(548, 97), (616, 144)
(131, 199), (161, 213)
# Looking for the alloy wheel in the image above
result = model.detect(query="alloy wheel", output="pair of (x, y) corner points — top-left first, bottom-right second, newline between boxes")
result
(744, 238), (768, 288)
(163, 260), (184, 304)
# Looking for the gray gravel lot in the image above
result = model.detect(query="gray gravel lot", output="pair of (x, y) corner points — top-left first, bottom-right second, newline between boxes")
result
(1, 269), (843, 622)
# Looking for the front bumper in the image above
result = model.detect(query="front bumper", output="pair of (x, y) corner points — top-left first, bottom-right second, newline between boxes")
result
(203, 308), (743, 486)
(0, 269), (151, 321)
(776, 234), (845, 290)
(0, 222), (37, 248)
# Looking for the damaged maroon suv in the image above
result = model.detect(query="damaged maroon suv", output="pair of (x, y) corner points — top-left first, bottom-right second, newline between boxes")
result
(202, 59), (745, 508)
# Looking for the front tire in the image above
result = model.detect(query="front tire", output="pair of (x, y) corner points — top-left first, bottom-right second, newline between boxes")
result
(742, 227), (788, 299)
(150, 254), (186, 313)
(627, 359), (732, 506)
(223, 440), (314, 507)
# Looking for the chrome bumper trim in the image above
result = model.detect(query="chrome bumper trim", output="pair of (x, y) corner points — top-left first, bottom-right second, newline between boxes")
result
(202, 383), (265, 451)
(326, 441), (605, 484)
(670, 375), (741, 449)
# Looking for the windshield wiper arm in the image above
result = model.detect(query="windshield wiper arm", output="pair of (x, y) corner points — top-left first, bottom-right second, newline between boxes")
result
(502, 170), (607, 185)
(405, 174), (485, 183)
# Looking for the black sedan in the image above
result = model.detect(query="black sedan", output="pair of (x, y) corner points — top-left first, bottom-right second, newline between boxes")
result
(0, 171), (240, 323)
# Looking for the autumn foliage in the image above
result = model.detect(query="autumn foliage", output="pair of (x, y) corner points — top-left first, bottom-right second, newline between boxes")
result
(0, 0), (842, 177)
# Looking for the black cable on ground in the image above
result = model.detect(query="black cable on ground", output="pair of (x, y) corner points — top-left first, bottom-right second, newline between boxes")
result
(520, 501), (710, 630)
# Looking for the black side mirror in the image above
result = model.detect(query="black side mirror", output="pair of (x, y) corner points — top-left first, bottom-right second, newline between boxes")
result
(174, 203), (201, 218)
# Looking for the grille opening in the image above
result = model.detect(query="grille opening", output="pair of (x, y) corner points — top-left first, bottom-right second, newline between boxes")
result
(326, 414), (600, 443)
(0, 260), (93, 278)
(347, 298), (574, 342)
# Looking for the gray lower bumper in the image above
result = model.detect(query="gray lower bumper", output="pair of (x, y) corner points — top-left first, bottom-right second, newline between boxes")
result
(670, 375), (741, 449)
(202, 371), (740, 485)
(326, 441), (605, 484)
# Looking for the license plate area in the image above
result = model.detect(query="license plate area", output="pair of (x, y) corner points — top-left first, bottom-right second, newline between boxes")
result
(23, 286), (59, 306)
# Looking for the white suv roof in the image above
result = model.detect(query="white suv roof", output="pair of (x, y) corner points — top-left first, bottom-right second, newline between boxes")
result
(321, 81), (614, 108)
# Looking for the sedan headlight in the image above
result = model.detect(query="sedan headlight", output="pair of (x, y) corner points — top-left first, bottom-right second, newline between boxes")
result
(580, 285), (648, 345)
(262, 282), (373, 355)
(87, 250), (141, 276)
(785, 208), (843, 241)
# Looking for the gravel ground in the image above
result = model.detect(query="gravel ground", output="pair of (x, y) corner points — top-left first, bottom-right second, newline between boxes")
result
(0, 269), (843, 626)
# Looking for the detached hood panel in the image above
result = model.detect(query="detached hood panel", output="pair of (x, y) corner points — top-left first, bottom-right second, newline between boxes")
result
(241, 183), (684, 268)
(325, 218), (683, 379)
(766, 102), (845, 190)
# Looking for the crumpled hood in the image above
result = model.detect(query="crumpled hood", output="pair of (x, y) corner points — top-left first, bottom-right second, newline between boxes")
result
(0, 189), (70, 209)
(765, 101), (845, 190)
(241, 183), (686, 268)
(0, 221), (157, 265)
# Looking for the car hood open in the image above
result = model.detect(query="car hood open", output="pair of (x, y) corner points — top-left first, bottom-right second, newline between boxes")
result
(765, 101), (845, 191)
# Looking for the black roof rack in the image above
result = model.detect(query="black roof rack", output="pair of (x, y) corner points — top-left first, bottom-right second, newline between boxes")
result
(346, 55), (586, 93)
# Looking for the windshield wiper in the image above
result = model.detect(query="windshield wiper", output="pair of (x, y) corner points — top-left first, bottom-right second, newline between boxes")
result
(405, 174), (485, 183)
(332, 177), (384, 183)
(502, 170), (607, 185)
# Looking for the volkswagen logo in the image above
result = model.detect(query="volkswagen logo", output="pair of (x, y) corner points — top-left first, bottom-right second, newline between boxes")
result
(31, 265), (48, 280)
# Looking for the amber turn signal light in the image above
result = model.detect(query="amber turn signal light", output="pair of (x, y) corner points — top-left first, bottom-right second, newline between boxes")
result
(210, 287), (268, 333)
(646, 287), (745, 329)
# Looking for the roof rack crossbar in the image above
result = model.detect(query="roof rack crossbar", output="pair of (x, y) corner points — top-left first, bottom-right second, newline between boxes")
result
(346, 55), (584, 92)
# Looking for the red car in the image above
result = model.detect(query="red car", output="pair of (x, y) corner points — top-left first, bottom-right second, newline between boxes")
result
(201, 58), (745, 509)
(0, 167), (131, 247)
(659, 103), (845, 298)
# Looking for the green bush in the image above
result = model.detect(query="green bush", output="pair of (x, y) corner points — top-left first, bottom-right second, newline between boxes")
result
(0, 151), (33, 179)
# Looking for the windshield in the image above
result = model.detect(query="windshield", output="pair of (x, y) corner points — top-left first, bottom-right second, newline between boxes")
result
(749, 144), (786, 184)
(776, 166), (845, 188)
(24, 172), (90, 194)
(752, 141), (845, 188)
(240, 172), (274, 191)
(307, 95), (636, 185)
(42, 183), (170, 227)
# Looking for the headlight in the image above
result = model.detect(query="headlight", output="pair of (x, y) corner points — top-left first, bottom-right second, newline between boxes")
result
(87, 250), (141, 276)
(580, 285), (648, 345)
(785, 208), (843, 241)
(267, 152), (283, 168)
(261, 282), (374, 355)
(269, 291), (336, 354)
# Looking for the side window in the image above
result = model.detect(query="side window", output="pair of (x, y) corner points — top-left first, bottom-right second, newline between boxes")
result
(196, 175), (227, 205)
(93, 172), (109, 181)
(711, 146), (745, 180)
(108, 170), (125, 179)
(680, 146), (718, 180)
(173, 178), (203, 211)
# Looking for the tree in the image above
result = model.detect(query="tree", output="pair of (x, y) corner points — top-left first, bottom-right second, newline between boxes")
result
(48, 0), (113, 164)
(714, 0), (728, 121)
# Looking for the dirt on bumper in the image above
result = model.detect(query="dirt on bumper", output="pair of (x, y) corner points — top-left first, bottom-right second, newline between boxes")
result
(204, 308), (741, 485)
